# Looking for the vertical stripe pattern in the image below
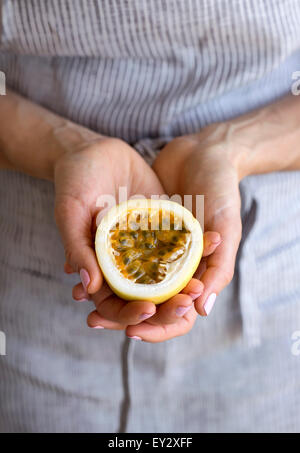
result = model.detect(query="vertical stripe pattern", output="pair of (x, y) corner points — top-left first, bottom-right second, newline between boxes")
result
(1, 0), (300, 158)
(1, 0), (300, 433)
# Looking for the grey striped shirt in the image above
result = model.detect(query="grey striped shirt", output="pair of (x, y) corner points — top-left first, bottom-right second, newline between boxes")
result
(1, 0), (300, 161)
(1, 0), (300, 433)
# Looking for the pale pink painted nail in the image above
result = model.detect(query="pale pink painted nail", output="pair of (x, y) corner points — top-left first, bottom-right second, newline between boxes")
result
(91, 325), (104, 329)
(189, 291), (202, 300)
(139, 313), (153, 321)
(204, 293), (216, 315)
(75, 298), (89, 302)
(176, 305), (192, 317)
(128, 336), (142, 341)
(80, 268), (90, 292)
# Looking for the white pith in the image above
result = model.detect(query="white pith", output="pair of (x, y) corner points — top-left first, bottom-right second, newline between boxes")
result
(95, 199), (203, 303)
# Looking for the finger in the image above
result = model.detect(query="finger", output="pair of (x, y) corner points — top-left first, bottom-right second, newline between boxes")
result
(193, 259), (207, 280)
(88, 281), (114, 305)
(202, 231), (222, 257)
(87, 310), (125, 330)
(96, 296), (156, 326)
(149, 294), (193, 325)
(181, 277), (204, 299)
(55, 198), (103, 294)
(64, 262), (75, 274)
(87, 281), (156, 325)
(72, 282), (90, 302)
(177, 235), (221, 305)
(195, 217), (242, 317)
(118, 301), (157, 325)
(126, 305), (197, 343)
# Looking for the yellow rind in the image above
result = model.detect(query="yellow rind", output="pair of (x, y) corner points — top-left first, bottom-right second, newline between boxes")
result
(101, 236), (202, 304)
(95, 199), (203, 304)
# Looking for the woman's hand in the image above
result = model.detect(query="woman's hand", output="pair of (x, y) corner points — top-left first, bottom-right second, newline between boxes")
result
(56, 137), (220, 342)
(0, 90), (219, 343)
(3, 91), (300, 341)
(83, 231), (220, 343)
(153, 127), (243, 317)
(153, 95), (300, 317)
(54, 137), (164, 293)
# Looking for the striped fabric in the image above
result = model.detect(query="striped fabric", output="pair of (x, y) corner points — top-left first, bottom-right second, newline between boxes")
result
(1, 0), (300, 433)
(1, 0), (300, 159)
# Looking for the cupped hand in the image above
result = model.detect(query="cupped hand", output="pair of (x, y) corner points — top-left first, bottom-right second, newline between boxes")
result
(74, 231), (220, 342)
(54, 137), (164, 292)
(54, 135), (220, 342)
(153, 127), (243, 317)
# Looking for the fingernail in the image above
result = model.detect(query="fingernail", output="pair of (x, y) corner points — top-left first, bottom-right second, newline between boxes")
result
(75, 298), (89, 302)
(80, 268), (90, 292)
(188, 291), (202, 300)
(204, 293), (216, 315)
(91, 325), (104, 329)
(139, 312), (153, 321)
(210, 237), (222, 245)
(176, 305), (192, 317)
(128, 336), (142, 341)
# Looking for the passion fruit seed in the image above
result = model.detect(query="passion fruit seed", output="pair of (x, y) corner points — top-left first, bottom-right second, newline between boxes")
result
(110, 210), (190, 284)
(122, 249), (142, 265)
(136, 275), (156, 284)
(127, 260), (143, 276)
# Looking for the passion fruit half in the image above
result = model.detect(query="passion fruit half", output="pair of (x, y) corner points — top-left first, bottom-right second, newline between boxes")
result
(95, 199), (203, 304)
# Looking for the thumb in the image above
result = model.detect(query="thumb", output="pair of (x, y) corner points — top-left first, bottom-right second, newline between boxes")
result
(194, 211), (242, 316)
(55, 197), (103, 294)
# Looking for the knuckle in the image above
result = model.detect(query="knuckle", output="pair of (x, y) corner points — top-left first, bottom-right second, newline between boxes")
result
(86, 310), (97, 326)
(118, 311), (130, 324)
(64, 249), (78, 271)
(170, 316), (195, 339)
(97, 305), (111, 321)
(99, 137), (128, 154)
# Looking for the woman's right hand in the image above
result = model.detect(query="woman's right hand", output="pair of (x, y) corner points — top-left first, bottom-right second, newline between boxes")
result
(153, 130), (243, 318)
(55, 136), (221, 342)
(0, 90), (213, 342)
(54, 136), (164, 293)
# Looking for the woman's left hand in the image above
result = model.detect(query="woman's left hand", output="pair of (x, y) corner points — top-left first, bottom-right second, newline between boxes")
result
(61, 137), (221, 343)
(82, 231), (221, 342)
(153, 126), (243, 317)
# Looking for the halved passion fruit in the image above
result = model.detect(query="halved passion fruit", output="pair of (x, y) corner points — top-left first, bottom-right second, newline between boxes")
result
(95, 199), (203, 304)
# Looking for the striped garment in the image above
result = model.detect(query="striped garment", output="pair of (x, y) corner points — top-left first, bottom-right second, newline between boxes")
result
(1, 0), (300, 432)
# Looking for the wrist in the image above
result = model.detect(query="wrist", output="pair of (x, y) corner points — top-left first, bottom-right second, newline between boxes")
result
(194, 120), (262, 182)
(187, 123), (253, 182)
(0, 90), (105, 181)
(49, 122), (103, 180)
(226, 139), (252, 182)
(203, 95), (300, 180)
